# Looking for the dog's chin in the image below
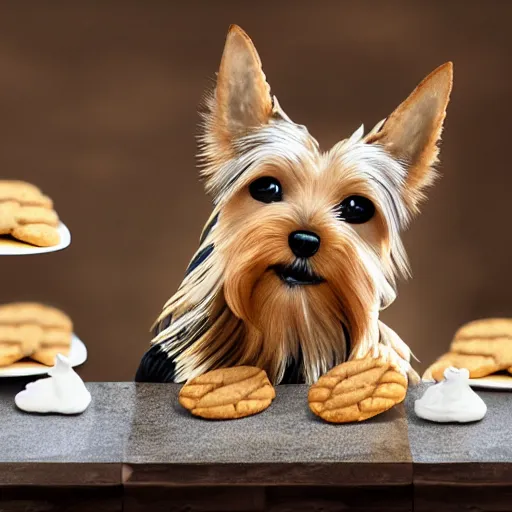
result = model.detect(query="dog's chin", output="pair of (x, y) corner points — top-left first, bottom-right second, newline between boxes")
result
(271, 264), (324, 287)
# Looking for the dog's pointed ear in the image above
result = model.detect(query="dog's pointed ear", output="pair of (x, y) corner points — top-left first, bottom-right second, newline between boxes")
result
(213, 25), (273, 144)
(367, 63), (453, 212)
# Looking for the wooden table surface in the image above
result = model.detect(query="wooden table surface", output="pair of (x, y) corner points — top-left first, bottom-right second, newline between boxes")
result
(0, 381), (510, 511)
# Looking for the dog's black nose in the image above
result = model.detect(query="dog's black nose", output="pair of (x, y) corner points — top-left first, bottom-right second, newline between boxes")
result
(288, 231), (320, 258)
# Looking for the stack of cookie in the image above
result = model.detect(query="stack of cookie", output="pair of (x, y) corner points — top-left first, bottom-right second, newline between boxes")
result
(423, 318), (512, 382)
(0, 303), (73, 367)
(0, 180), (61, 247)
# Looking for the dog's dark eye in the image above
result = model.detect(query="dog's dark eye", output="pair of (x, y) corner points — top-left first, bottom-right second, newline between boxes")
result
(338, 195), (375, 224)
(249, 177), (282, 203)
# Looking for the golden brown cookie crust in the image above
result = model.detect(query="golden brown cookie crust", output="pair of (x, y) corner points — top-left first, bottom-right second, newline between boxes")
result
(0, 181), (60, 247)
(308, 356), (407, 423)
(179, 366), (276, 419)
(0, 302), (73, 329)
(0, 302), (73, 367)
(0, 343), (24, 366)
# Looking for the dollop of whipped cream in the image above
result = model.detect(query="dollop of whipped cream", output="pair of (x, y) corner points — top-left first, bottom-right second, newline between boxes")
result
(414, 367), (487, 423)
(15, 354), (91, 414)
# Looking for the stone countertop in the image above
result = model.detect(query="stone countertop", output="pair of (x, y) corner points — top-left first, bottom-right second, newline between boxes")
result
(0, 381), (135, 485)
(0, 381), (411, 487)
(406, 383), (512, 481)
(406, 384), (512, 463)
(405, 383), (512, 510)
(123, 383), (412, 486)
(1, 380), (511, 488)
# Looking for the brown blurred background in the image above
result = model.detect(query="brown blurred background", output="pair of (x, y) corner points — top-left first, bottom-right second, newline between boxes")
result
(0, 1), (511, 381)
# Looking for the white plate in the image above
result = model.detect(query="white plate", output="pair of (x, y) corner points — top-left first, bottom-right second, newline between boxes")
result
(0, 222), (71, 255)
(0, 334), (86, 377)
(468, 375), (512, 390)
(423, 375), (512, 390)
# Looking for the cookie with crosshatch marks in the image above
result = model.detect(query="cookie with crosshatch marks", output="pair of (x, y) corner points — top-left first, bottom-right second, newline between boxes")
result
(423, 318), (512, 382)
(179, 366), (276, 419)
(0, 180), (60, 247)
(0, 302), (73, 367)
(308, 356), (407, 423)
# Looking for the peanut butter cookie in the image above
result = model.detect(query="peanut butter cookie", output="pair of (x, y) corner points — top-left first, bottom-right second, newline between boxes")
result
(179, 366), (276, 419)
(423, 318), (512, 381)
(0, 303), (73, 367)
(0, 181), (60, 247)
(308, 354), (407, 423)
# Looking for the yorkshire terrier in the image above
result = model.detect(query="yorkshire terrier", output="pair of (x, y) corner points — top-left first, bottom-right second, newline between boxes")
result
(136, 25), (452, 423)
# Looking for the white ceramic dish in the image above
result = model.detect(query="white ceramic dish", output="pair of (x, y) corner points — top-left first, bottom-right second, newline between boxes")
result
(468, 375), (512, 390)
(0, 334), (86, 377)
(423, 374), (512, 390)
(0, 222), (71, 255)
